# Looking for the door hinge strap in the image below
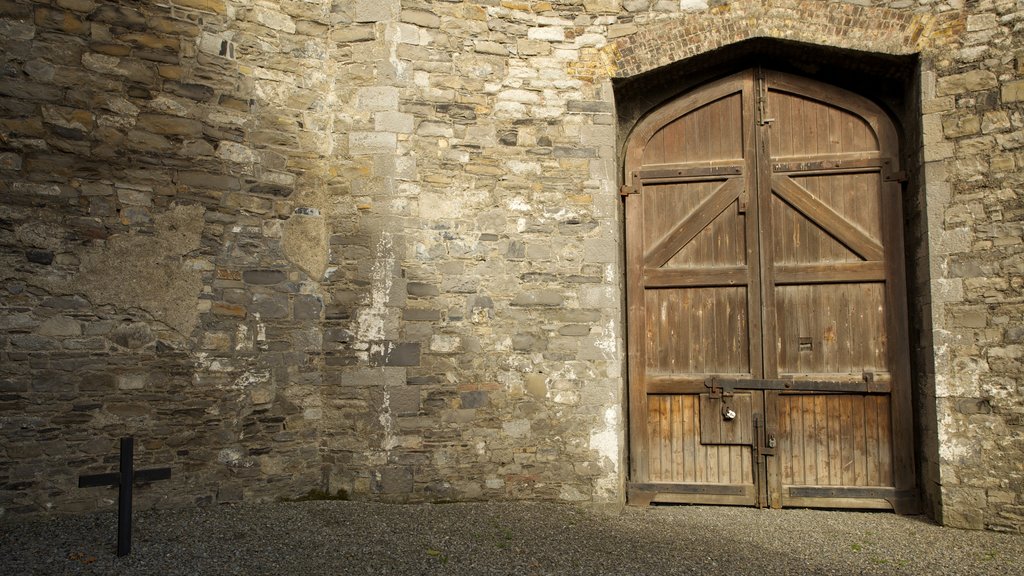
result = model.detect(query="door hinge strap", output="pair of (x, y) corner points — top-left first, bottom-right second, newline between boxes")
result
(619, 184), (638, 197)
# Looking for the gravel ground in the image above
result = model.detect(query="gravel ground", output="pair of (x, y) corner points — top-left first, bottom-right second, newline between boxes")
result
(2, 501), (1022, 575)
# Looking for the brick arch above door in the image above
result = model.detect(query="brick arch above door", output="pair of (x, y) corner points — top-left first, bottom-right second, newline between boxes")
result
(583, 0), (965, 81)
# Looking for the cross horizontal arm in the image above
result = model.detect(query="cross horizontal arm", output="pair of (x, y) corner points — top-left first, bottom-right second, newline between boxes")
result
(135, 468), (172, 483)
(79, 472), (120, 488)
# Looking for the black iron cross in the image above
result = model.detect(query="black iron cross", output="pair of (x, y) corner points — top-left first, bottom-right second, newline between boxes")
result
(78, 437), (171, 556)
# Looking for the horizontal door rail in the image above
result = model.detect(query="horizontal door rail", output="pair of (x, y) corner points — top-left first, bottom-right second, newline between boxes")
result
(708, 372), (889, 396)
(644, 266), (748, 288)
(629, 482), (748, 496)
(636, 164), (743, 180)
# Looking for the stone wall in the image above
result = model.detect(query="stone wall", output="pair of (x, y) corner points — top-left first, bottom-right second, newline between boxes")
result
(1, 0), (1022, 533)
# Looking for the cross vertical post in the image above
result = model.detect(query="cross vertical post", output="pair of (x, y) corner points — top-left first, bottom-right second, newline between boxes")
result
(117, 436), (134, 557)
(78, 436), (172, 557)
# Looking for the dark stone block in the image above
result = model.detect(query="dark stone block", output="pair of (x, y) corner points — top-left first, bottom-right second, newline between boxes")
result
(369, 342), (420, 367)
(460, 391), (489, 409)
(324, 328), (353, 343)
(243, 269), (286, 285)
(553, 146), (597, 158)
(25, 250), (54, 265)
(248, 183), (293, 197)
(324, 306), (350, 320)
(436, 103), (477, 122)
(176, 170), (240, 191)
(467, 295), (494, 310)
(250, 293), (289, 319)
(567, 100), (613, 113)
(498, 131), (518, 145)
(407, 375), (438, 386)
(217, 483), (244, 503)
(506, 241), (526, 259)
(512, 333), (546, 352)
(404, 308), (440, 321)
(389, 386), (421, 415)
(11, 334), (58, 351)
(324, 354), (357, 367)
(165, 81), (215, 101)
(91, 5), (147, 30)
(293, 294), (322, 320)
(511, 290), (563, 307)
(956, 398), (992, 415)
(79, 372), (116, 391)
(371, 466), (413, 494)
(407, 282), (439, 297)
(558, 324), (591, 336)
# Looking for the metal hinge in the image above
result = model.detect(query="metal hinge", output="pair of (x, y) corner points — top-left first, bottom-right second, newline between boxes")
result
(881, 159), (907, 183)
(756, 70), (775, 127)
(619, 184), (638, 197)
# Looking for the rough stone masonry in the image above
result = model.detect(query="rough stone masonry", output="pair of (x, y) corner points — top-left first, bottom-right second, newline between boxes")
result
(0, 0), (1021, 533)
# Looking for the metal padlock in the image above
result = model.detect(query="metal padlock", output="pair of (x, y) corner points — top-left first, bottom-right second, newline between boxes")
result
(722, 405), (737, 421)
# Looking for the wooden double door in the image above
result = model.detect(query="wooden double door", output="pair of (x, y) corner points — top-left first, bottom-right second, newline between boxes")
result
(624, 69), (916, 511)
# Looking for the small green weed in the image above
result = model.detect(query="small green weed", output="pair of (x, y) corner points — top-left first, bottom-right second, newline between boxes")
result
(281, 488), (349, 502)
(426, 549), (449, 564)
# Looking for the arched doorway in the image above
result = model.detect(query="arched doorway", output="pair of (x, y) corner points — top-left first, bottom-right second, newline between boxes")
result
(623, 69), (917, 512)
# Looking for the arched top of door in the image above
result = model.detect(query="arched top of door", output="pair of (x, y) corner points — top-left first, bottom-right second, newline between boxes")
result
(624, 69), (900, 181)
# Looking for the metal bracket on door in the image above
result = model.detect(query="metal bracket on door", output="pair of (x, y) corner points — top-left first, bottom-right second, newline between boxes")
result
(706, 376), (733, 399)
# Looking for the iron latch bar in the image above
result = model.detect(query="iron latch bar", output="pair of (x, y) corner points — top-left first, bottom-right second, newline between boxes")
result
(706, 373), (888, 394)
(706, 376), (735, 399)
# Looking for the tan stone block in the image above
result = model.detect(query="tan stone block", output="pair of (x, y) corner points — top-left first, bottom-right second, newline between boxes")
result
(34, 6), (88, 35)
(936, 69), (997, 96)
(400, 9), (440, 28)
(137, 113), (203, 137)
(158, 64), (184, 80)
(173, 0), (226, 15)
(982, 110), (1011, 133)
(501, 0), (532, 10)
(921, 97), (952, 116)
(517, 39), (552, 56)
(56, 0), (95, 12)
(89, 41), (130, 57)
(584, 0), (620, 13)
(990, 154), (1016, 172)
(957, 135), (995, 155)
(1002, 79), (1024, 103)
(941, 114), (980, 138)
(121, 32), (181, 52)
(996, 130), (1024, 150)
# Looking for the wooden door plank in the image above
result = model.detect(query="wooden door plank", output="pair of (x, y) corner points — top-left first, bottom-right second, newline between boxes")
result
(827, 396), (842, 485)
(682, 394), (696, 482)
(816, 395), (831, 486)
(625, 187), (649, 483)
(643, 177), (744, 268)
(840, 394), (855, 486)
(772, 174), (884, 262)
(865, 391), (880, 486)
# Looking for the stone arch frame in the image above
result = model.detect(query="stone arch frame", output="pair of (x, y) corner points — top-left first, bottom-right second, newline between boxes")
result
(606, 1), (968, 524)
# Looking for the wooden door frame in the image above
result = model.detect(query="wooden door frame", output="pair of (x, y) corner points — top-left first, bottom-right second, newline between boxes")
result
(624, 71), (759, 492)
(623, 68), (917, 510)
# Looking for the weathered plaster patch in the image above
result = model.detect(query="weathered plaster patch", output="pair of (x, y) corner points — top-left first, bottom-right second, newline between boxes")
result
(356, 232), (395, 343)
(589, 406), (621, 499)
(46, 203), (205, 339)
(282, 212), (329, 281)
